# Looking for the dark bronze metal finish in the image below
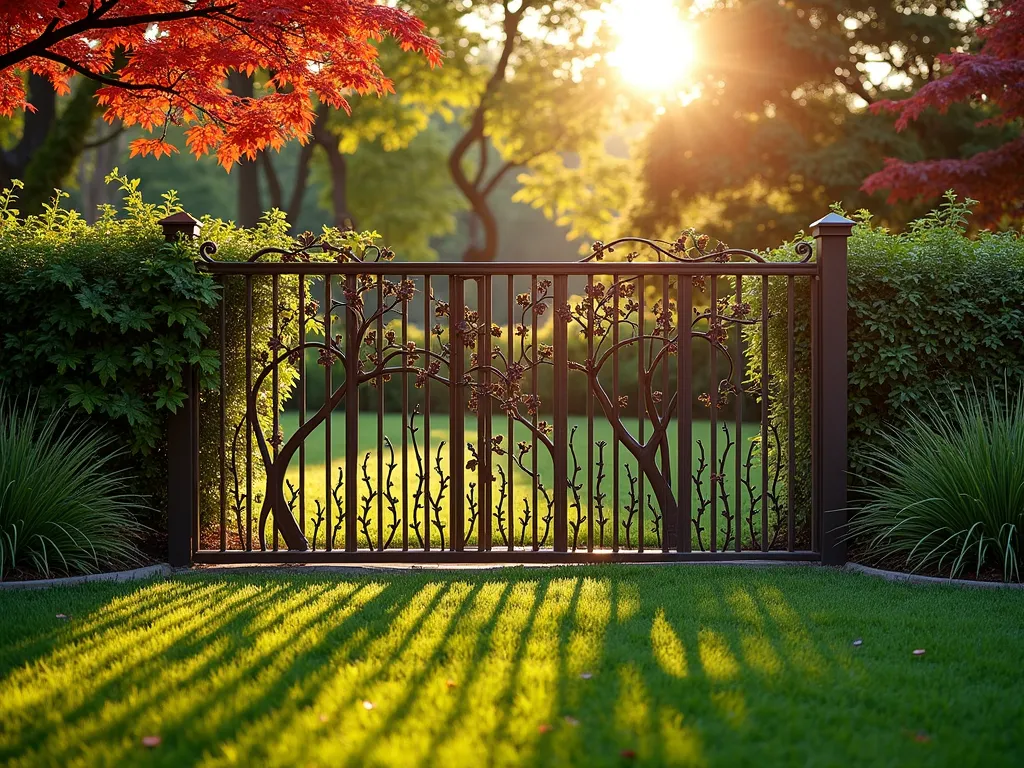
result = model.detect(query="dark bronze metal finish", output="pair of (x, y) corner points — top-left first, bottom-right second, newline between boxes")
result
(166, 221), (851, 565)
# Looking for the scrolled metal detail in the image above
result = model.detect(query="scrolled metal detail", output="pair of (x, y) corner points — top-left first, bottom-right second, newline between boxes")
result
(198, 231), (398, 265)
(582, 233), (815, 265)
(214, 226), (805, 555)
(198, 240), (219, 262)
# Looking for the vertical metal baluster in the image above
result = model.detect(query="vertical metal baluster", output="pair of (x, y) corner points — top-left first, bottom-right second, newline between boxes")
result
(272, 274), (280, 552)
(661, 274), (670, 552)
(324, 276), (332, 551)
(761, 276), (770, 552)
(345, 274), (359, 552)
(450, 276), (466, 551)
(479, 276), (493, 552)
(507, 276), (515, 553)
(710, 276), (718, 553)
(553, 274), (568, 553)
(402, 273), (409, 552)
(245, 275), (253, 551)
(531, 274), (539, 551)
(219, 279), (226, 551)
(612, 274), (620, 553)
(377, 279), (384, 552)
(734, 275), (743, 553)
(424, 276), (432, 551)
(678, 274), (692, 553)
(298, 275), (306, 536)
(637, 274), (645, 553)
(587, 274), (595, 552)
(787, 276), (796, 553)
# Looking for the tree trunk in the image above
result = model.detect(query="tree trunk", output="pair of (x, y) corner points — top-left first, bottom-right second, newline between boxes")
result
(313, 121), (354, 229)
(0, 74), (56, 192)
(229, 72), (262, 227)
(80, 117), (125, 223)
(464, 203), (500, 262)
(0, 74), (105, 215)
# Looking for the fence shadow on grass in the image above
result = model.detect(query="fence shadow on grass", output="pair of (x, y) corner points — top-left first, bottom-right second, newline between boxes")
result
(3, 567), (1020, 766)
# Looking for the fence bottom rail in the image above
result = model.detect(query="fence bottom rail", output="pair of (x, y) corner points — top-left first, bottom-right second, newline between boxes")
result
(190, 550), (820, 565)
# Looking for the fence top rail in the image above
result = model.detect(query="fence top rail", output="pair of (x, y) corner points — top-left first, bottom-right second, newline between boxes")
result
(197, 259), (820, 277)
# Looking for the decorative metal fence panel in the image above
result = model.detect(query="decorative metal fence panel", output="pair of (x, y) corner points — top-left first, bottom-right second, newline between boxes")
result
(165, 216), (851, 565)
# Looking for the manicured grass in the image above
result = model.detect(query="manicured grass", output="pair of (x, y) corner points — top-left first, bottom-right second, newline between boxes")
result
(269, 412), (768, 550)
(1, 567), (1022, 767)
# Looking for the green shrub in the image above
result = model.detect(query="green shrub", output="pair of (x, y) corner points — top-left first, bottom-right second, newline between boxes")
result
(0, 393), (145, 580)
(847, 385), (1023, 582)
(747, 194), (1024, 537)
(0, 175), (388, 526)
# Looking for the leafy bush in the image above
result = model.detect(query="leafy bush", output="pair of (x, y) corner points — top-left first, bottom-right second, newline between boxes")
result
(848, 385), (1023, 582)
(0, 393), (145, 580)
(0, 176), (221, 517)
(747, 194), (1024, 538)
(0, 175), (385, 525)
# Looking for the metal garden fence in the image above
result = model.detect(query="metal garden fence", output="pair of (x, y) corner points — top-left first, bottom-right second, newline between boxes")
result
(162, 213), (851, 566)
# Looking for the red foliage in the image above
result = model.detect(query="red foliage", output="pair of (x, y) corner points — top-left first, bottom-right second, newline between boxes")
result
(863, 2), (1024, 223)
(0, 1), (441, 168)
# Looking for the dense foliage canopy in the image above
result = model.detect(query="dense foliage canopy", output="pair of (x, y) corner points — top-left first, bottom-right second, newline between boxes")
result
(0, 1), (440, 166)
(863, 0), (1024, 224)
(627, 1), (1007, 249)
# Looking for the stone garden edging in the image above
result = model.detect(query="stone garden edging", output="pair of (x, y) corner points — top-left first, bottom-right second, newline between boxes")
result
(845, 561), (1024, 590)
(0, 563), (171, 590)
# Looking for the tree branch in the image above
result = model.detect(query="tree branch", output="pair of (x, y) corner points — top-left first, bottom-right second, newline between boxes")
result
(0, 2), (241, 72)
(82, 124), (125, 150)
(448, 3), (526, 260)
(481, 160), (516, 198)
(37, 51), (176, 93)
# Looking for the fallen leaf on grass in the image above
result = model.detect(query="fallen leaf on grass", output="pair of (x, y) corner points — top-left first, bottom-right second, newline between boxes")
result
(141, 736), (161, 748)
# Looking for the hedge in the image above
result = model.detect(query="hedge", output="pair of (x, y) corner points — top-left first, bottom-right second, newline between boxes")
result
(746, 193), (1024, 524)
(0, 174), (372, 524)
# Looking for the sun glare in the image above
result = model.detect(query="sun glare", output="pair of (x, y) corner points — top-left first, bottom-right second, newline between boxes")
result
(608, 0), (697, 94)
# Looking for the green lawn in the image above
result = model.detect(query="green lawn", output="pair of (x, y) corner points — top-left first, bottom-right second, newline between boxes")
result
(267, 413), (769, 551)
(1, 567), (1021, 767)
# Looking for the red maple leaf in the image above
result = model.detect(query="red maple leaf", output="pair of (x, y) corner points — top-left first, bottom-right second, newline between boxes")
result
(863, 1), (1024, 224)
(0, 1), (441, 169)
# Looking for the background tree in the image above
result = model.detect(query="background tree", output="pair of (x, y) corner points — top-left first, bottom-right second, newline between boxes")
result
(0, 74), (103, 213)
(863, 0), (1024, 225)
(0, 0), (440, 213)
(447, 0), (624, 261)
(626, 0), (1003, 248)
(247, 0), (477, 232)
(315, 124), (467, 260)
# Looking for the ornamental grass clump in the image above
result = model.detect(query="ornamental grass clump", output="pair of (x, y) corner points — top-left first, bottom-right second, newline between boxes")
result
(849, 385), (1024, 582)
(0, 393), (145, 580)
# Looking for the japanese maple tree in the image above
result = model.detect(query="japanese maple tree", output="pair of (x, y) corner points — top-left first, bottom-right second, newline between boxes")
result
(863, 1), (1024, 224)
(0, 1), (441, 167)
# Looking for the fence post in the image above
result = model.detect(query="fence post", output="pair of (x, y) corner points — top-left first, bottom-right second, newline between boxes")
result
(810, 213), (853, 566)
(159, 212), (202, 568)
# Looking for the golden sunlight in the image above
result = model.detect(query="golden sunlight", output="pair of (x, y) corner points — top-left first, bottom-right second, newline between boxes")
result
(607, 0), (698, 94)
